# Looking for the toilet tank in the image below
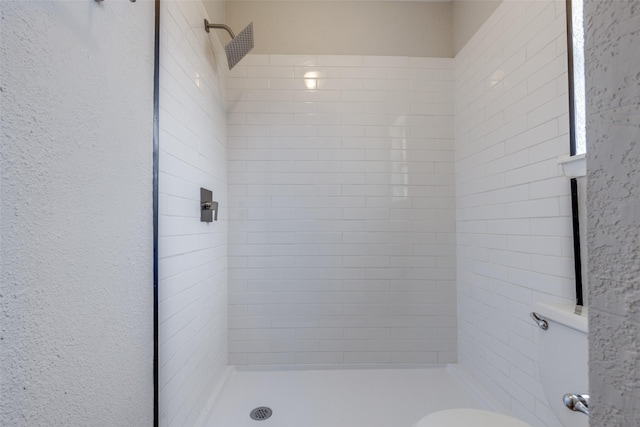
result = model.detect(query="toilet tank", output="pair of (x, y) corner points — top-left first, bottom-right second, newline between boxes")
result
(535, 303), (589, 427)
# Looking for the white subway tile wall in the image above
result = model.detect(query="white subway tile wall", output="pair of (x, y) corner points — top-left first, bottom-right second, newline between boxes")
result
(455, 1), (573, 426)
(227, 55), (456, 366)
(158, 2), (228, 426)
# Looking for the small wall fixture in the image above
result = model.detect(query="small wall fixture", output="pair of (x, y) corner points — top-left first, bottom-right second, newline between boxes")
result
(200, 188), (219, 222)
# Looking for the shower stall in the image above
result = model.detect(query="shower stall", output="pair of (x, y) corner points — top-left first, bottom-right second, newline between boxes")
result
(157, 1), (579, 426)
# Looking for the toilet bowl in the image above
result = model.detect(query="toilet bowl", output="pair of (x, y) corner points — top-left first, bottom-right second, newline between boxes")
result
(412, 408), (532, 427)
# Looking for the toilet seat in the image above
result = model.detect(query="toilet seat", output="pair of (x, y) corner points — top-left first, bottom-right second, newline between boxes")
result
(413, 409), (532, 427)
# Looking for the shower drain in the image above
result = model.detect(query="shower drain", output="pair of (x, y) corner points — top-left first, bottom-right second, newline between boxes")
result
(250, 406), (273, 421)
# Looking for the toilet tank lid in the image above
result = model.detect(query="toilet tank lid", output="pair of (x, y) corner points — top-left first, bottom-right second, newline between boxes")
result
(534, 302), (588, 333)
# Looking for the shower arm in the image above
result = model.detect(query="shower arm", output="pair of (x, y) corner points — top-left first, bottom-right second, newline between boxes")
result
(204, 19), (235, 39)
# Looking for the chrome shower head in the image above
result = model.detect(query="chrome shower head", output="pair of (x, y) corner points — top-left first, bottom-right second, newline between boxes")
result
(204, 19), (254, 70)
(225, 22), (253, 70)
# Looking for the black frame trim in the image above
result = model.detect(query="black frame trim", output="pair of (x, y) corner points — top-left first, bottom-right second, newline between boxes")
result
(153, 0), (160, 425)
(565, 0), (584, 306)
(570, 179), (584, 306)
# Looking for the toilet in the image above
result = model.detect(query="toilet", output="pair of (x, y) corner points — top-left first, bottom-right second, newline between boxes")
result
(412, 303), (589, 427)
(535, 303), (589, 427)
(412, 408), (531, 427)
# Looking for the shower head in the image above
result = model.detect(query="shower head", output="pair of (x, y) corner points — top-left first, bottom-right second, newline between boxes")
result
(204, 19), (254, 70)
(225, 22), (254, 70)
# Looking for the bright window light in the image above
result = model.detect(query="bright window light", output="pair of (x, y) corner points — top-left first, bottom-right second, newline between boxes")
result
(572, 0), (586, 155)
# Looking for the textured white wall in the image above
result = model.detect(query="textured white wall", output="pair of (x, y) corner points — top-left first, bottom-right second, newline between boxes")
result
(226, 54), (456, 366)
(225, 1), (453, 57)
(454, 1), (573, 425)
(0, 1), (154, 425)
(157, 1), (229, 426)
(584, 0), (640, 425)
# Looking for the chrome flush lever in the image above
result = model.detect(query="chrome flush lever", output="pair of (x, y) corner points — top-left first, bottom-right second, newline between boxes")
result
(563, 394), (589, 416)
(529, 312), (548, 330)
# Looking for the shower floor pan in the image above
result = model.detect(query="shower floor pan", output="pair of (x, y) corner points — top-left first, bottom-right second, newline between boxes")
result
(201, 366), (497, 427)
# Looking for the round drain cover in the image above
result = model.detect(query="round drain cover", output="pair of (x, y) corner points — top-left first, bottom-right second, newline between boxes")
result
(250, 406), (272, 421)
